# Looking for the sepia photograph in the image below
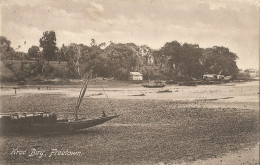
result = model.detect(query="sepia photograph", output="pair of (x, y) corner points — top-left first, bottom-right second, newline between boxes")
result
(0, 0), (259, 164)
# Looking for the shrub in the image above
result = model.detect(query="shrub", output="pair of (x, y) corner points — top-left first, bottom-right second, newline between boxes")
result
(236, 72), (250, 80)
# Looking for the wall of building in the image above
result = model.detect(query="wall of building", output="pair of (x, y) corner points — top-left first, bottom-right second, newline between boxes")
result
(130, 75), (143, 80)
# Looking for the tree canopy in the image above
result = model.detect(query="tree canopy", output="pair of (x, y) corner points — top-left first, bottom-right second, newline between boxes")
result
(156, 41), (204, 78)
(1, 34), (240, 81)
(39, 31), (57, 63)
(28, 46), (40, 59)
(202, 46), (239, 76)
(0, 36), (12, 53)
(0, 36), (15, 60)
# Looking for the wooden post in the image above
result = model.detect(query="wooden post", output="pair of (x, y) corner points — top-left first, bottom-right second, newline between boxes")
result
(13, 87), (19, 94)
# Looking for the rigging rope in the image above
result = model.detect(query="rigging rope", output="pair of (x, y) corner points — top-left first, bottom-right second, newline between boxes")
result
(93, 56), (116, 114)
(74, 68), (93, 120)
(99, 81), (116, 114)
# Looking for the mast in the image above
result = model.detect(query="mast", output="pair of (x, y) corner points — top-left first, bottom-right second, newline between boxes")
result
(74, 68), (93, 120)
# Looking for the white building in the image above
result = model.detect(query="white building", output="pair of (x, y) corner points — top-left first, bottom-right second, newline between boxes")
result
(245, 69), (259, 78)
(129, 72), (143, 80)
(203, 74), (224, 80)
(203, 74), (217, 80)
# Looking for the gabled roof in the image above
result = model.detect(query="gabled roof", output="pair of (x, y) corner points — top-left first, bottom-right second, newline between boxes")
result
(129, 72), (143, 76)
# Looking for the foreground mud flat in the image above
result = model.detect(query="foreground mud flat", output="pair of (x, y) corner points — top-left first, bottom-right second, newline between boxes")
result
(173, 143), (259, 165)
(0, 81), (259, 164)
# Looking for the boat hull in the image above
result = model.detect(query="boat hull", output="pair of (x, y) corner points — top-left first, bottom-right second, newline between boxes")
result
(142, 85), (165, 88)
(0, 115), (119, 133)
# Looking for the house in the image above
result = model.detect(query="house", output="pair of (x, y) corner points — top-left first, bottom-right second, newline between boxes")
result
(244, 69), (259, 78)
(203, 74), (224, 80)
(129, 72), (143, 80)
(203, 74), (217, 80)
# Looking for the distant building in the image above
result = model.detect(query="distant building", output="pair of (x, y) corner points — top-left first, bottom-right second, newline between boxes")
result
(203, 74), (224, 80)
(245, 69), (259, 78)
(147, 54), (154, 65)
(129, 72), (143, 80)
(203, 74), (217, 80)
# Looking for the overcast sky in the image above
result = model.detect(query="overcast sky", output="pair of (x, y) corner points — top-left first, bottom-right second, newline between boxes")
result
(1, 0), (259, 69)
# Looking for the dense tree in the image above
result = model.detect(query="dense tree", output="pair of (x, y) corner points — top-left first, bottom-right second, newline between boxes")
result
(59, 44), (66, 61)
(61, 43), (93, 78)
(202, 46), (239, 77)
(14, 51), (29, 60)
(1, 33), (240, 81)
(0, 36), (15, 60)
(138, 45), (152, 66)
(61, 43), (81, 78)
(181, 43), (204, 78)
(28, 46), (40, 59)
(0, 36), (12, 52)
(157, 41), (183, 76)
(156, 41), (204, 79)
(101, 43), (142, 80)
(39, 30), (57, 63)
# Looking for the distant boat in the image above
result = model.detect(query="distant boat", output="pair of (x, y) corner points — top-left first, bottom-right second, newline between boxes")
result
(142, 80), (165, 88)
(0, 68), (119, 133)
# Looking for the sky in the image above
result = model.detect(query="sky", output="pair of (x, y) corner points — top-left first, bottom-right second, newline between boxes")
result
(0, 0), (259, 69)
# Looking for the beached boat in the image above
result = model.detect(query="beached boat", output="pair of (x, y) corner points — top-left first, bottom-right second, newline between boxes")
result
(0, 112), (119, 133)
(142, 81), (165, 88)
(0, 69), (119, 133)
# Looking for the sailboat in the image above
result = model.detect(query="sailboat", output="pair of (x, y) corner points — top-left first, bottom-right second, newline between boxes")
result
(0, 69), (119, 133)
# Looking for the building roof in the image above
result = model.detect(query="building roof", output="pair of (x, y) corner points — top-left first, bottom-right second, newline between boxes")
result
(129, 72), (143, 76)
